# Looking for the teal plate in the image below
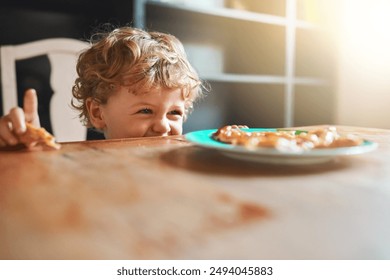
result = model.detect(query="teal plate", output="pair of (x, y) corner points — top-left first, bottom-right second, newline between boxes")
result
(185, 128), (378, 165)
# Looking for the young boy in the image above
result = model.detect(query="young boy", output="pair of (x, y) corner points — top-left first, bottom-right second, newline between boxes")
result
(0, 26), (205, 147)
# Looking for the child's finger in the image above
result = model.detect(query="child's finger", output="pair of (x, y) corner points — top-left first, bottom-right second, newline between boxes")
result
(0, 115), (19, 146)
(23, 88), (40, 126)
(8, 107), (27, 134)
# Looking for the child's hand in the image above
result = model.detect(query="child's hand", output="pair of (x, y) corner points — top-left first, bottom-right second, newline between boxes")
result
(0, 89), (41, 147)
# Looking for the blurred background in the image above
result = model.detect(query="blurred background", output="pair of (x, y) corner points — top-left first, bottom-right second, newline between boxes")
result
(1, 0), (389, 139)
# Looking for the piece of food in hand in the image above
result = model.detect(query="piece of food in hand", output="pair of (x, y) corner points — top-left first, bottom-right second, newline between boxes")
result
(213, 125), (363, 152)
(18, 123), (61, 150)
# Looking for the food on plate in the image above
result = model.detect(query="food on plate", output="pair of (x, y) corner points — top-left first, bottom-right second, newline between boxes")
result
(18, 123), (61, 150)
(212, 125), (363, 152)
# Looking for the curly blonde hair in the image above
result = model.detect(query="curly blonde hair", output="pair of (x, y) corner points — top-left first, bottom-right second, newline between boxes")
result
(72, 26), (204, 127)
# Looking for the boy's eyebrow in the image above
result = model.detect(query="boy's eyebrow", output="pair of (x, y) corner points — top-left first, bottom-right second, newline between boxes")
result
(169, 104), (185, 109)
(131, 100), (185, 107)
(130, 102), (155, 107)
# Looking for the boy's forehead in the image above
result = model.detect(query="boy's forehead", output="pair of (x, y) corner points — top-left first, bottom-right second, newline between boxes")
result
(118, 86), (185, 104)
(127, 86), (186, 99)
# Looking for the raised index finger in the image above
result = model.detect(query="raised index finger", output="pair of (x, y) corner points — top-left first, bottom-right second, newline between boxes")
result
(23, 88), (40, 127)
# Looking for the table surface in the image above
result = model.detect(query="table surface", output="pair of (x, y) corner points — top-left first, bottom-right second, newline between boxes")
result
(0, 125), (389, 260)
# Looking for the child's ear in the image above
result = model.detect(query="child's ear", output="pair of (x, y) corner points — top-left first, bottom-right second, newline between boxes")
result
(86, 98), (106, 129)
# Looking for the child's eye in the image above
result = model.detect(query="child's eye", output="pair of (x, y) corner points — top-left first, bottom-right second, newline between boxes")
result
(137, 108), (153, 114)
(169, 110), (183, 116)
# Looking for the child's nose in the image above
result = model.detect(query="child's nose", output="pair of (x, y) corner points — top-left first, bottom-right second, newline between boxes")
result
(152, 116), (171, 135)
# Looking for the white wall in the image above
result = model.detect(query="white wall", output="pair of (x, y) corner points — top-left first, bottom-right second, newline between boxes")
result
(336, 0), (390, 129)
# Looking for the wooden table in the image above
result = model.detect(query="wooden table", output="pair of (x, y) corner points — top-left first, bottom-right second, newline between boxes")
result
(1, 126), (389, 260)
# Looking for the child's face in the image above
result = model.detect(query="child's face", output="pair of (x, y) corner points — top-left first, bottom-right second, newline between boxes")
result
(94, 86), (186, 139)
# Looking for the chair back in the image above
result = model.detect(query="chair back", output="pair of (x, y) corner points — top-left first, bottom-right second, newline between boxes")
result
(1, 38), (88, 142)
